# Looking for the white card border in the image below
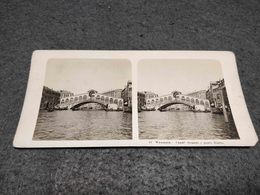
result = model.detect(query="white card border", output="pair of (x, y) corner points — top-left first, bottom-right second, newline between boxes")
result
(13, 50), (258, 147)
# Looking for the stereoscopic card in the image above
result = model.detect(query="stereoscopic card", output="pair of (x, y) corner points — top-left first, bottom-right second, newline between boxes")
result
(13, 51), (258, 147)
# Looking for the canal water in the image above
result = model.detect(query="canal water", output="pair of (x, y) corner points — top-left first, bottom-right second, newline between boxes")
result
(33, 110), (132, 140)
(139, 111), (239, 140)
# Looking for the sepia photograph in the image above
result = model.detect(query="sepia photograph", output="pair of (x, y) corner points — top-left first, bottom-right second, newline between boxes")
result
(33, 59), (132, 140)
(138, 59), (240, 140)
(13, 51), (257, 147)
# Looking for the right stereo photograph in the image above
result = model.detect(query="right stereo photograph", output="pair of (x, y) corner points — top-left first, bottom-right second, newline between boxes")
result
(137, 59), (239, 140)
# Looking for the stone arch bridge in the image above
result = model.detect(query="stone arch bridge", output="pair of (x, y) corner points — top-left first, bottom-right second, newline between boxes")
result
(59, 91), (123, 110)
(146, 94), (210, 111)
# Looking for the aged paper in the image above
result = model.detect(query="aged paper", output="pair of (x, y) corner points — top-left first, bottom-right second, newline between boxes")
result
(13, 51), (258, 147)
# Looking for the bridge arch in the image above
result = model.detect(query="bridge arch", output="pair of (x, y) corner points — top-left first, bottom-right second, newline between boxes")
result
(70, 100), (108, 110)
(158, 101), (193, 111)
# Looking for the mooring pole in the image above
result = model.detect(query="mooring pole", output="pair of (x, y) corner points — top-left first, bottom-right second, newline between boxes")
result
(220, 89), (229, 122)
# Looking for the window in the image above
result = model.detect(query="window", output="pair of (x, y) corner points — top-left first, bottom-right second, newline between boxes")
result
(110, 98), (113, 104)
(105, 97), (109, 103)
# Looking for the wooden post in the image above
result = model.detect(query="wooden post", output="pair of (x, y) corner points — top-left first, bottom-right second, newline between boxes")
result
(220, 89), (229, 122)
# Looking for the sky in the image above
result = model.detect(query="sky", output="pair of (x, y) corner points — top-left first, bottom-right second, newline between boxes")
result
(44, 59), (131, 94)
(138, 59), (223, 95)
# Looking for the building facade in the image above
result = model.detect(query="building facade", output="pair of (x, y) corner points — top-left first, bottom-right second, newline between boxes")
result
(60, 90), (74, 100)
(121, 81), (132, 112)
(40, 86), (61, 110)
(140, 91), (159, 99)
(101, 89), (123, 98)
(186, 90), (207, 99)
(206, 79), (230, 110)
(137, 92), (146, 110)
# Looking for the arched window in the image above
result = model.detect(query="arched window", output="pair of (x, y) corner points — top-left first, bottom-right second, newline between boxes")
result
(160, 98), (163, 102)
(186, 97), (190, 102)
(110, 98), (113, 104)
(181, 96), (185, 101)
(200, 100), (205, 105)
(96, 95), (100, 100)
(151, 99), (155, 104)
(164, 97), (167, 101)
(79, 96), (82, 101)
(105, 97), (109, 103)
(75, 97), (78, 101)
(191, 98), (194, 103)
(101, 96), (104, 101)
(61, 99), (65, 104)
(205, 101), (209, 108)
(114, 99), (118, 104)
(65, 98), (69, 103)
(196, 99), (199, 104)
(70, 98), (73, 103)
(119, 100), (123, 106)
(83, 95), (87, 100)
(168, 96), (172, 101)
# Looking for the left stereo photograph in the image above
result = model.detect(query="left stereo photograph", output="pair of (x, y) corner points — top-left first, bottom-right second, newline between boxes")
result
(33, 59), (133, 141)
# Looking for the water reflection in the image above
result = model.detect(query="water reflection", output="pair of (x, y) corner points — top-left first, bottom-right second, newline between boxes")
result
(139, 111), (239, 139)
(33, 110), (132, 140)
